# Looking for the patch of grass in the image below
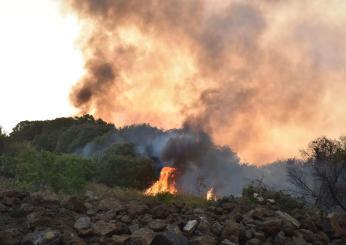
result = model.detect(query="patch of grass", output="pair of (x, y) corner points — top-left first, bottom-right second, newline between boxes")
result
(86, 184), (209, 207)
(242, 183), (304, 212)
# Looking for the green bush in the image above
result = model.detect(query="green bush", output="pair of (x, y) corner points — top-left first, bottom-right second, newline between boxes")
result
(242, 182), (304, 212)
(95, 144), (156, 189)
(0, 143), (95, 193)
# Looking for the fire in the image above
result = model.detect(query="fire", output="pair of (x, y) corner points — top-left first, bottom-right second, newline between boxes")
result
(206, 187), (217, 201)
(145, 167), (178, 195)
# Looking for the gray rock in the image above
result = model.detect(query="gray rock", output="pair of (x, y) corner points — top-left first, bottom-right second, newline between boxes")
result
(262, 218), (282, 235)
(183, 220), (198, 234)
(130, 228), (155, 245)
(98, 198), (123, 212)
(221, 220), (244, 241)
(151, 231), (188, 245)
(151, 205), (170, 219)
(190, 235), (216, 245)
(22, 230), (61, 245)
(210, 221), (222, 236)
(112, 234), (130, 244)
(220, 239), (237, 245)
(129, 224), (140, 234)
(275, 210), (300, 228)
(193, 208), (205, 214)
(120, 215), (131, 224)
(247, 238), (261, 245)
(148, 219), (167, 231)
(92, 220), (128, 236)
(85, 190), (98, 200)
(74, 216), (91, 231)
(62, 196), (86, 213)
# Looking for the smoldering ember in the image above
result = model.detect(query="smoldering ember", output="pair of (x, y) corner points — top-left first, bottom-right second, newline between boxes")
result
(1, 0), (346, 244)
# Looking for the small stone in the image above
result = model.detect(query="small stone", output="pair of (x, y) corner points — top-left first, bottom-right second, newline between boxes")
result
(247, 238), (261, 245)
(111, 234), (130, 244)
(267, 199), (276, 204)
(221, 202), (235, 211)
(148, 219), (167, 231)
(183, 220), (198, 234)
(197, 219), (210, 234)
(210, 221), (223, 236)
(262, 218), (282, 235)
(85, 190), (98, 200)
(98, 198), (123, 212)
(151, 205), (170, 219)
(120, 215), (131, 224)
(193, 208), (205, 214)
(23, 230), (61, 245)
(166, 224), (182, 234)
(130, 228), (155, 245)
(74, 216), (91, 231)
(190, 235), (216, 245)
(254, 231), (265, 241)
(220, 239), (237, 245)
(92, 220), (128, 236)
(62, 196), (87, 213)
(151, 231), (189, 245)
(299, 229), (314, 242)
(129, 224), (140, 233)
(141, 214), (153, 224)
(275, 210), (300, 228)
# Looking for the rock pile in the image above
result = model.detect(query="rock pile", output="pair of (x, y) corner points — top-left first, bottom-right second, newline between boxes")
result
(0, 189), (345, 244)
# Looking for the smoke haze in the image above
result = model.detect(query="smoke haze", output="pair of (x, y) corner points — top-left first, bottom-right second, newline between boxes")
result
(63, 0), (346, 164)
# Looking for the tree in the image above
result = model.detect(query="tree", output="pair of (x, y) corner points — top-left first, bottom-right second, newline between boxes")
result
(95, 144), (156, 189)
(0, 127), (5, 154)
(287, 137), (346, 212)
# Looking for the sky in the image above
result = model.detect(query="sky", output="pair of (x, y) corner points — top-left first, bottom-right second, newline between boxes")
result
(1, 0), (346, 164)
(0, 0), (83, 133)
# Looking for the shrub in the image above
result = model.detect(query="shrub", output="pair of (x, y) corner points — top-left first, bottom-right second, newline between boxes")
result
(0, 143), (94, 193)
(95, 144), (156, 189)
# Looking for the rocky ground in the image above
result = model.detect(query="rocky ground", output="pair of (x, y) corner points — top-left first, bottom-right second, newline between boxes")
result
(0, 189), (345, 245)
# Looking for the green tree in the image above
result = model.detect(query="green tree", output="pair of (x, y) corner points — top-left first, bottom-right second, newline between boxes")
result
(0, 127), (6, 155)
(96, 144), (156, 189)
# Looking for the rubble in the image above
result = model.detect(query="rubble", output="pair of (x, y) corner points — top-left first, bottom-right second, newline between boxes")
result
(0, 189), (345, 244)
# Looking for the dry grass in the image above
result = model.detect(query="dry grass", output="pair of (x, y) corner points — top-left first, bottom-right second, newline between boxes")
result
(86, 183), (210, 207)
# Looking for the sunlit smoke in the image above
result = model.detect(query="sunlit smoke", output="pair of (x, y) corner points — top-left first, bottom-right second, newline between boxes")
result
(63, 0), (346, 164)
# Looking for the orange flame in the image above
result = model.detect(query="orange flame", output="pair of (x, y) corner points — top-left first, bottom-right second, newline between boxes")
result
(206, 187), (217, 201)
(145, 166), (178, 195)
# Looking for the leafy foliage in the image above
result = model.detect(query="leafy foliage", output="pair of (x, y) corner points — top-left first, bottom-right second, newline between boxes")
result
(95, 144), (156, 189)
(0, 142), (94, 193)
(10, 115), (115, 153)
(0, 127), (6, 155)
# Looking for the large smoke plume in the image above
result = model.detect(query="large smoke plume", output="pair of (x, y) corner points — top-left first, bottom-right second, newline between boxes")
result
(64, 0), (346, 164)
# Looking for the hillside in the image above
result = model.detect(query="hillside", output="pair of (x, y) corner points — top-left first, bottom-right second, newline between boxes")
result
(0, 186), (345, 245)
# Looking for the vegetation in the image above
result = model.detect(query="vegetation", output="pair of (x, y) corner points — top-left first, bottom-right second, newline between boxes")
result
(287, 137), (346, 212)
(95, 144), (156, 189)
(242, 181), (304, 212)
(0, 115), (156, 194)
(1, 116), (346, 212)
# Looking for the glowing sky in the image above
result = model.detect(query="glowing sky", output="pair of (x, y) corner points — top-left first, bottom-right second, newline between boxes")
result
(0, 0), (82, 132)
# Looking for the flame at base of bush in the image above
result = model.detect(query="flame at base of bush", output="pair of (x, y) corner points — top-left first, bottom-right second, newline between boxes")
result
(206, 187), (217, 201)
(145, 166), (178, 195)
